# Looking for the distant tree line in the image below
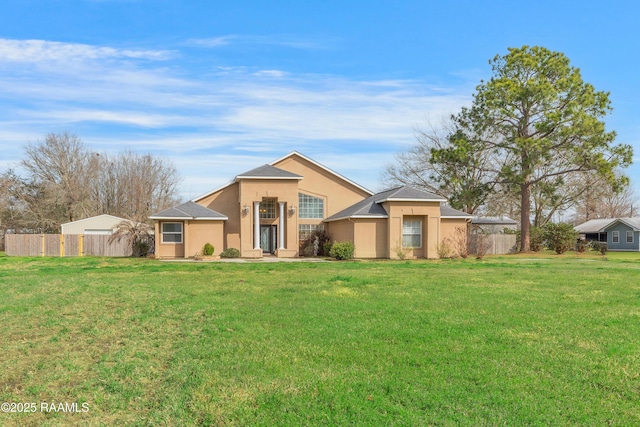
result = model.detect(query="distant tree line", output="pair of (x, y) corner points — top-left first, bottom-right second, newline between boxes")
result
(0, 132), (181, 234)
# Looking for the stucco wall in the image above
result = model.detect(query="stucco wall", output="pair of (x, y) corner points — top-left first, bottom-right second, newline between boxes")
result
(155, 221), (185, 258)
(353, 219), (388, 258)
(326, 220), (354, 247)
(273, 154), (372, 217)
(184, 220), (225, 258)
(198, 182), (241, 250)
(384, 202), (441, 259)
(441, 218), (469, 252)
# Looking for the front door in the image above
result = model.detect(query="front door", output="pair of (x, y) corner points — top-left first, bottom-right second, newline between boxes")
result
(260, 225), (277, 254)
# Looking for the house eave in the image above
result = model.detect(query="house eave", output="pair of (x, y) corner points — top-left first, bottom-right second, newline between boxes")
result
(149, 216), (189, 220)
(150, 216), (227, 221)
(375, 198), (446, 203)
(324, 214), (388, 222)
(234, 176), (303, 180)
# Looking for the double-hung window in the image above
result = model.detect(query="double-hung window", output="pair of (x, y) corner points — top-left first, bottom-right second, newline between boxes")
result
(162, 222), (183, 243)
(402, 219), (422, 248)
(627, 230), (634, 244)
(612, 231), (620, 244)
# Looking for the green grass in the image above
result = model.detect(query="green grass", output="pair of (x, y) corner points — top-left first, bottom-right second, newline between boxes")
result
(1, 252), (639, 425)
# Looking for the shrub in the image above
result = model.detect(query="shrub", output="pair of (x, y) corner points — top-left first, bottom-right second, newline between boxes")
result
(543, 222), (578, 254)
(300, 229), (332, 257)
(202, 243), (215, 256)
(393, 241), (409, 260)
(329, 241), (354, 260)
(220, 247), (241, 258)
(473, 234), (492, 260)
(591, 241), (607, 255)
(108, 220), (154, 257)
(436, 240), (454, 259)
(323, 241), (333, 256)
(575, 239), (588, 253)
(133, 240), (151, 257)
(529, 226), (545, 252)
(451, 226), (469, 258)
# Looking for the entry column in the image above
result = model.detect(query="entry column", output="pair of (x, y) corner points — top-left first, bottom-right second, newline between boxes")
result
(253, 201), (260, 250)
(279, 202), (285, 250)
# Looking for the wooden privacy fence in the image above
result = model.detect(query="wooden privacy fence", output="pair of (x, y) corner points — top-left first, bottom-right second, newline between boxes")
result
(469, 234), (517, 255)
(5, 234), (132, 257)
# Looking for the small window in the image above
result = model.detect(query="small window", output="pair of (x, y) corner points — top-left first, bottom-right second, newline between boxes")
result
(402, 219), (422, 248)
(627, 231), (634, 244)
(612, 231), (619, 244)
(259, 198), (276, 219)
(162, 222), (183, 244)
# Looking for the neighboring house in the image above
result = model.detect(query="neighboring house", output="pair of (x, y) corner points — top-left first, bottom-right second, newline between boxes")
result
(574, 218), (612, 243)
(472, 216), (518, 234)
(575, 217), (640, 251)
(150, 151), (472, 259)
(61, 214), (132, 235)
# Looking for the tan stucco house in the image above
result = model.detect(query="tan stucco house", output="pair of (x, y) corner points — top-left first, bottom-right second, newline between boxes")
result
(150, 151), (471, 259)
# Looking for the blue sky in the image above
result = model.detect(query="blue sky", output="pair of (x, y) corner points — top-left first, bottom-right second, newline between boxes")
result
(1, 0), (639, 200)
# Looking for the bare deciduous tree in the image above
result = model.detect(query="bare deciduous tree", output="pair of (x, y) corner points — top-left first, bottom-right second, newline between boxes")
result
(13, 132), (182, 232)
(572, 173), (638, 223)
(21, 132), (95, 225)
(383, 118), (496, 215)
(90, 151), (181, 222)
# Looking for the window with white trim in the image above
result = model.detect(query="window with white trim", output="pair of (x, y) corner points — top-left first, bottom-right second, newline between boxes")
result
(627, 230), (634, 244)
(162, 222), (183, 243)
(402, 219), (422, 248)
(298, 193), (324, 219)
(612, 231), (619, 243)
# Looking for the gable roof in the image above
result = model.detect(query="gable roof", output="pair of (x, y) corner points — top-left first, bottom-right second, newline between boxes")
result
(193, 151), (372, 202)
(601, 217), (640, 232)
(325, 186), (466, 222)
(149, 201), (227, 220)
(574, 217), (640, 233)
(374, 186), (446, 203)
(271, 151), (373, 196)
(61, 214), (129, 227)
(574, 218), (616, 234)
(236, 164), (303, 180)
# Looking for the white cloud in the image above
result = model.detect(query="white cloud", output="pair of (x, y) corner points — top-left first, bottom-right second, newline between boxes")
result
(0, 37), (474, 197)
(187, 36), (236, 48)
(0, 38), (174, 64)
(187, 34), (333, 50)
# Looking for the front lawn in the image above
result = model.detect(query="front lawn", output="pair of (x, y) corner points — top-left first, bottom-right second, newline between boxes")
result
(1, 254), (639, 425)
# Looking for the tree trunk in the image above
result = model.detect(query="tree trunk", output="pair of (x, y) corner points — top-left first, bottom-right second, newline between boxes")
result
(520, 181), (531, 252)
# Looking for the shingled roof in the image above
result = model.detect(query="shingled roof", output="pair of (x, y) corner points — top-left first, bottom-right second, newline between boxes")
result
(150, 201), (228, 220)
(236, 164), (303, 180)
(325, 186), (468, 222)
(441, 205), (473, 218)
